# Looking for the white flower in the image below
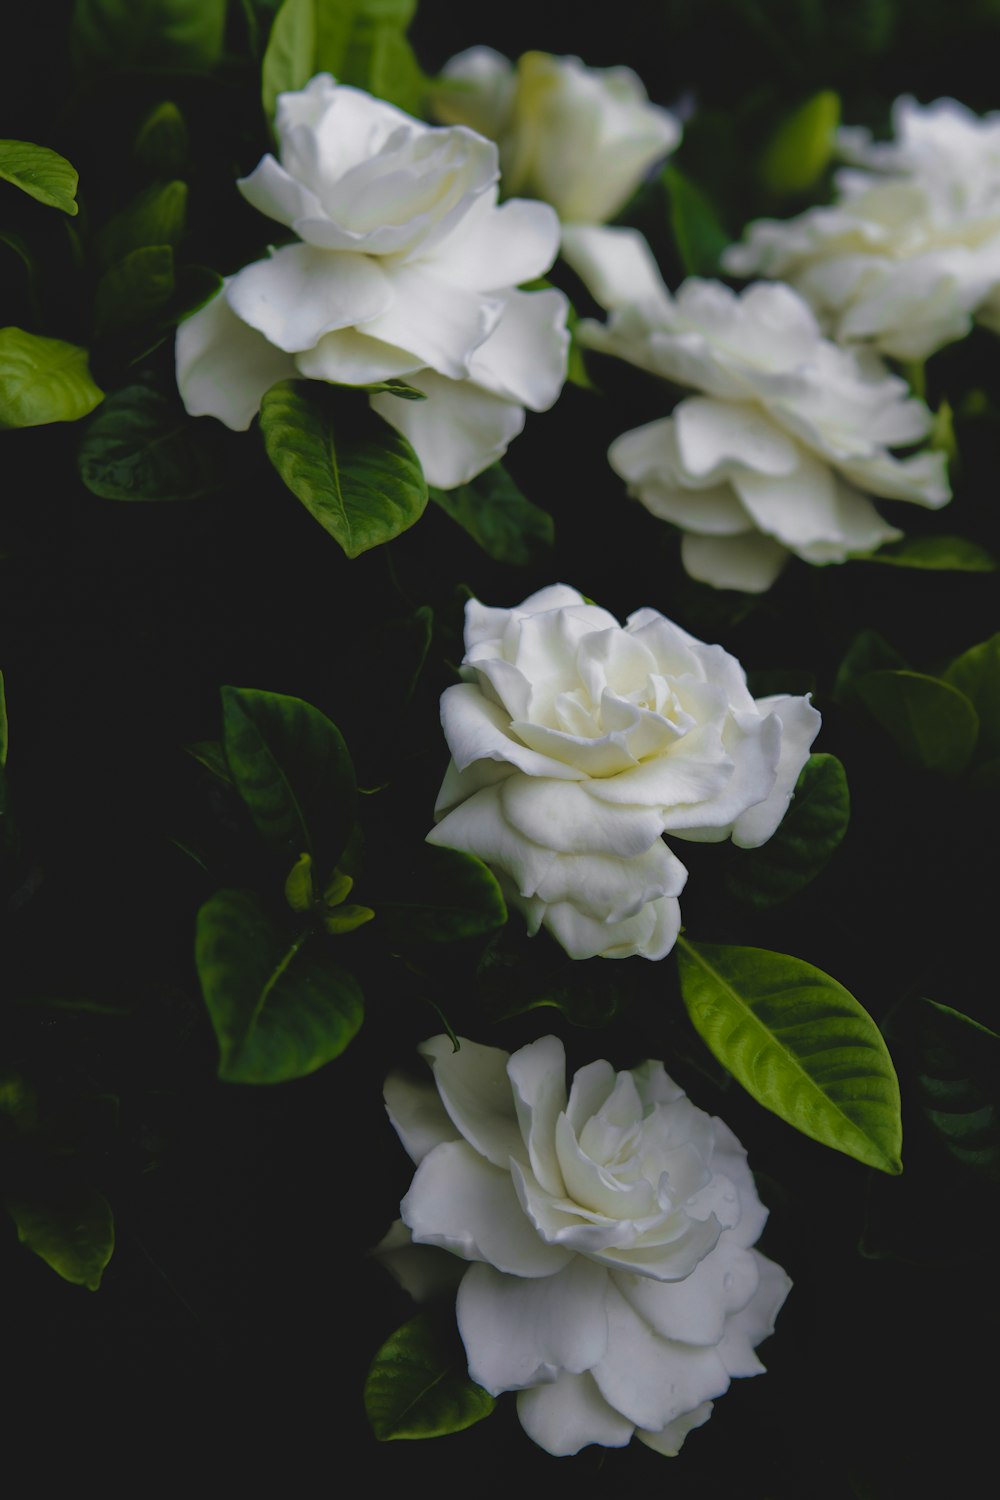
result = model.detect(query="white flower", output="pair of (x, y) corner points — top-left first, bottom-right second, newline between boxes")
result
(723, 96), (1000, 360)
(427, 584), (820, 960)
(175, 73), (569, 488)
(431, 47), (680, 226)
(564, 226), (950, 592)
(377, 1033), (791, 1457)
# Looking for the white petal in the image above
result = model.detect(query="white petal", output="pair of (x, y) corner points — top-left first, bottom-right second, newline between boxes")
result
(174, 286), (296, 430)
(359, 263), (502, 378)
(540, 892), (682, 961)
(680, 531), (791, 592)
(517, 1371), (634, 1456)
(419, 1033), (524, 1169)
(560, 224), (669, 309)
(369, 1219), (467, 1302)
(439, 681), (585, 779)
(506, 1036), (568, 1197)
(663, 708), (781, 841)
(716, 1251), (792, 1376)
(674, 397), (801, 479)
(402, 1139), (571, 1276)
(371, 369), (525, 488)
(710, 1117), (770, 1249)
(592, 1281), (731, 1430)
(225, 244), (393, 354)
(636, 1400), (713, 1456)
(499, 777), (667, 858)
(457, 1258), (610, 1394)
(433, 46), (517, 140)
(294, 328), (423, 384)
(732, 693), (822, 847)
(237, 153), (323, 229)
(384, 1066), (459, 1164)
(468, 288), (569, 410)
(612, 1239), (761, 1345)
(433, 194), (561, 291)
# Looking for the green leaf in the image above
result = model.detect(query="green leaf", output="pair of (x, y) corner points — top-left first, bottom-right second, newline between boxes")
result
(96, 180), (187, 269)
(758, 90), (841, 194)
(0, 328), (103, 429)
(832, 628), (907, 707)
(855, 535), (995, 572)
(323, 902), (375, 934)
(0, 140), (79, 215)
(262, 0), (423, 118)
(261, 0), (316, 121)
(360, 23), (425, 114)
(284, 851), (314, 911)
(727, 754), (849, 908)
(429, 464), (554, 566)
(365, 1308), (495, 1442)
(78, 384), (224, 502)
(196, 888), (363, 1083)
(912, 999), (1000, 1180)
(663, 165), (730, 276)
(315, 0), (418, 85)
(944, 633), (1000, 759)
(855, 670), (979, 776)
(260, 380), (428, 557)
(221, 686), (357, 875)
(186, 738), (232, 785)
(676, 937), (903, 1173)
(133, 101), (188, 176)
(70, 0), (227, 75)
(95, 245), (175, 337)
(6, 1190), (114, 1290)
(378, 845), (507, 946)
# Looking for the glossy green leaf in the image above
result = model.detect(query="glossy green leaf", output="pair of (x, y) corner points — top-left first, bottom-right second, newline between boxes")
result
(0, 328), (103, 429)
(855, 670), (979, 775)
(261, 0), (316, 120)
(759, 90), (840, 193)
(365, 1308), (495, 1442)
(944, 633), (1000, 758)
(195, 888), (363, 1083)
(96, 181), (187, 269)
(377, 846), (507, 946)
(359, 22), (425, 114)
(133, 101), (188, 175)
(663, 164), (730, 276)
(6, 1190), (114, 1290)
(284, 851), (314, 912)
(262, 0), (421, 120)
(323, 902), (374, 934)
(0, 140), (78, 215)
(260, 381), (427, 557)
(221, 686), (357, 874)
(315, 0), (418, 87)
(429, 464), (554, 566)
(832, 628), (907, 707)
(677, 938), (903, 1173)
(186, 738), (232, 785)
(913, 999), (1000, 1180)
(71, 0), (227, 74)
(78, 384), (224, 502)
(95, 245), (175, 336)
(727, 754), (849, 908)
(856, 535), (995, 572)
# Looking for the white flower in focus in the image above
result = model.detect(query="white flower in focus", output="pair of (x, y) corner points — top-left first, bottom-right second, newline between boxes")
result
(432, 47), (680, 226)
(175, 74), (569, 488)
(565, 226), (950, 591)
(723, 96), (1000, 360)
(377, 1033), (791, 1457)
(427, 584), (820, 959)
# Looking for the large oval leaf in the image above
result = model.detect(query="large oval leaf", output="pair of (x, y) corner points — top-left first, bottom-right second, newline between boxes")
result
(195, 888), (363, 1083)
(221, 686), (356, 876)
(727, 753), (849, 908)
(855, 669), (979, 776)
(0, 328), (103, 428)
(6, 1190), (114, 1290)
(677, 938), (903, 1173)
(260, 381), (428, 557)
(365, 1308), (495, 1442)
(78, 385), (224, 502)
(377, 845), (507, 946)
(261, 0), (316, 120)
(429, 463), (554, 566)
(758, 90), (840, 194)
(0, 140), (78, 215)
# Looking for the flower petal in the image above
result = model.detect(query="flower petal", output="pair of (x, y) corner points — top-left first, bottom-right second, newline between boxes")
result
(731, 691), (821, 847)
(419, 1033), (524, 1169)
(433, 193), (561, 291)
(384, 1066), (459, 1165)
(371, 369), (526, 488)
(359, 264), (503, 377)
(506, 1036), (568, 1198)
(225, 244), (393, 354)
(612, 1239), (761, 1345)
(636, 1400), (713, 1456)
(174, 287), (296, 430)
(680, 531), (791, 592)
(592, 1281), (731, 1430)
(517, 1371), (634, 1456)
(294, 327), (423, 384)
(674, 397), (801, 479)
(370, 1219), (468, 1302)
(468, 288), (569, 410)
(438, 682), (586, 779)
(560, 224), (669, 309)
(716, 1251), (792, 1376)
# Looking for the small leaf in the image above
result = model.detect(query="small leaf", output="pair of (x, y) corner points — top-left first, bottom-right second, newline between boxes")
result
(96, 180), (187, 269)
(284, 851), (314, 912)
(832, 628), (907, 707)
(727, 753), (850, 908)
(221, 686), (357, 875)
(944, 633), (1000, 759)
(855, 670), (979, 776)
(78, 384), (224, 502)
(365, 1308), (495, 1442)
(856, 535), (995, 572)
(0, 328), (103, 428)
(758, 90), (841, 194)
(71, 0), (227, 75)
(429, 464), (553, 566)
(323, 870), (354, 907)
(663, 165), (730, 276)
(196, 888), (363, 1083)
(260, 381), (428, 557)
(6, 1190), (114, 1290)
(133, 101), (188, 176)
(323, 902), (374, 934)
(0, 140), (79, 215)
(261, 0), (316, 121)
(95, 245), (175, 337)
(677, 937), (903, 1173)
(377, 845), (507, 946)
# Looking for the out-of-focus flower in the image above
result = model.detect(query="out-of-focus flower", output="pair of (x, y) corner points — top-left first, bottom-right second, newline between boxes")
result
(427, 584), (819, 958)
(724, 96), (1000, 360)
(565, 226), (950, 591)
(175, 74), (568, 488)
(377, 1033), (791, 1456)
(431, 48), (680, 226)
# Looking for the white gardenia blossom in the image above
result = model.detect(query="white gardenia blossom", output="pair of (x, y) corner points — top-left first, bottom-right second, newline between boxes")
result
(175, 73), (569, 488)
(564, 226), (950, 591)
(431, 47), (680, 226)
(427, 585), (820, 960)
(376, 1033), (791, 1457)
(723, 96), (1000, 360)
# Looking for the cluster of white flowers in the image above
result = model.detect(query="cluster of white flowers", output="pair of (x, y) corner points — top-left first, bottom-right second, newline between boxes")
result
(428, 584), (819, 958)
(377, 1033), (790, 1457)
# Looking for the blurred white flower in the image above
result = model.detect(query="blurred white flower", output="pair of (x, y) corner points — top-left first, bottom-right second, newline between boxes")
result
(724, 96), (1000, 360)
(566, 226), (950, 591)
(175, 73), (568, 488)
(432, 47), (680, 226)
(377, 1033), (791, 1457)
(427, 584), (819, 959)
